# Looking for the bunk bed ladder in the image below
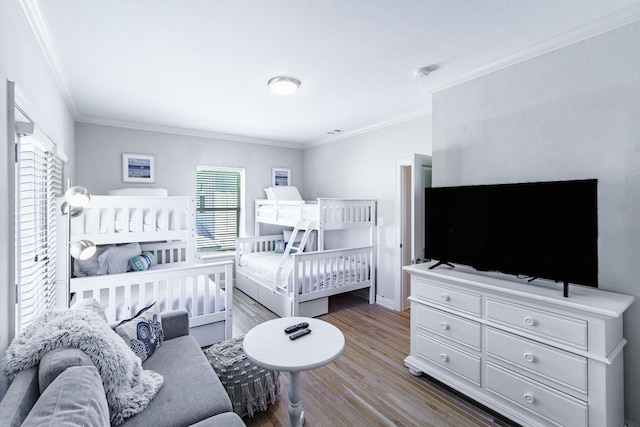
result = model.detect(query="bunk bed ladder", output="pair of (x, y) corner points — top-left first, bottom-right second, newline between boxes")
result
(275, 220), (316, 287)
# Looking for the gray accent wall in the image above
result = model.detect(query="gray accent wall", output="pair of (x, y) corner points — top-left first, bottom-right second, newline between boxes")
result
(75, 122), (304, 236)
(432, 20), (640, 425)
(303, 116), (432, 307)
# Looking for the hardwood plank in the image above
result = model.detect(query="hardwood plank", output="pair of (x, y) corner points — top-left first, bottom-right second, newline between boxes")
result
(231, 290), (519, 427)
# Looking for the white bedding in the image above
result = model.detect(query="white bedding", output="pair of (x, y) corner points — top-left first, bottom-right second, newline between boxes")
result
(239, 251), (369, 292)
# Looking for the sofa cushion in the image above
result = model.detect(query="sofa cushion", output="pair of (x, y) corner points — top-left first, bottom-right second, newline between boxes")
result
(22, 365), (109, 427)
(116, 301), (164, 361)
(119, 335), (232, 427)
(38, 347), (93, 394)
(0, 367), (39, 427)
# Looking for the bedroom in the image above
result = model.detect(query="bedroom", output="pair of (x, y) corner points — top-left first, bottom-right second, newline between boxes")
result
(2, 1), (640, 426)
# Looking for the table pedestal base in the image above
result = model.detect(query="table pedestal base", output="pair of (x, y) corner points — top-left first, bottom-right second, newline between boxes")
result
(288, 371), (304, 427)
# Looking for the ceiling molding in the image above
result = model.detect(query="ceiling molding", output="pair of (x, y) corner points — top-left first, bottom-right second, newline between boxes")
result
(19, 0), (78, 117)
(304, 109), (433, 149)
(76, 116), (305, 149)
(426, 3), (640, 93)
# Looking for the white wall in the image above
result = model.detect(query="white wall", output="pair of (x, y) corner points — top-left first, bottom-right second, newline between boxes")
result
(75, 122), (304, 236)
(432, 21), (640, 425)
(303, 116), (432, 307)
(0, 0), (75, 397)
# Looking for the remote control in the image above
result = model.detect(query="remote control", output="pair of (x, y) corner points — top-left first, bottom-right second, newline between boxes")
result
(284, 322), (309, 334)
(289, 328), (311, 340)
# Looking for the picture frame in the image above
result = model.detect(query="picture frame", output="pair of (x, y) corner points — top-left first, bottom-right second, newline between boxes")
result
(122, 153), (156, 183)
(272, 167), (291, 186)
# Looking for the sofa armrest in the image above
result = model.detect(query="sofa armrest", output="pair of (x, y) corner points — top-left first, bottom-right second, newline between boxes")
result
(0, 367), (39, 427)
(161, 309), (190, 340)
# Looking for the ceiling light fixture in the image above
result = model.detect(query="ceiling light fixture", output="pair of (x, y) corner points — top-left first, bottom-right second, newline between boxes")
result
(268, 76), (301, 96)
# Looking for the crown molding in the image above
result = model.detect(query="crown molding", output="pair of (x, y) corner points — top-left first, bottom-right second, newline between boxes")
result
(304, 109), (432, 149)
(425, 3), (640, 93)
(76, 116), (306, 149)
(19, 0), (78, 117)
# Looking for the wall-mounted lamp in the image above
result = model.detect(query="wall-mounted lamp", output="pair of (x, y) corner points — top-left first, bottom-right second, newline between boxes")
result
(62, 179), (95, 306)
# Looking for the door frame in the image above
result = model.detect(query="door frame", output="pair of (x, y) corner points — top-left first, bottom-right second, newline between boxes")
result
(395, 158), (412, 311)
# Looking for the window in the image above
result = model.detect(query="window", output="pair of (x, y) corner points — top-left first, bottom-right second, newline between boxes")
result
(15, 130), (63, 332)
(196, 166), (244, 253)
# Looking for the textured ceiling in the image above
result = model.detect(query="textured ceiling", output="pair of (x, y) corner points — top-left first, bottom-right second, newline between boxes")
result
(28, 0), (640, 147)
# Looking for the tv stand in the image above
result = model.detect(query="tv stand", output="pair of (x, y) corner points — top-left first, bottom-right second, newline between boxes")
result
(403, 263), (634, 427)
(428, 260), (454, 270)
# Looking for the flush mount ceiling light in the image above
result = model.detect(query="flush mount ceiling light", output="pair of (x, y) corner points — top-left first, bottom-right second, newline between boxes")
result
(268, 76), (301, 96)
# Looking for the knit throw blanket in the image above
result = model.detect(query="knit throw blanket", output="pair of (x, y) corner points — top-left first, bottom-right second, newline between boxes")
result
(2, 309), (163, 425)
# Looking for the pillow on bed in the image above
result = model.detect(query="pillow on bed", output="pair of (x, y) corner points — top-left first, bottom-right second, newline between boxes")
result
(97, 243), (142, 275)
(283, 229), (318, 252)
(267, 186), (302, 201)
(73, 245), (114, 277)
(264, 187), (274, 200)
(115, 301), (164, 362)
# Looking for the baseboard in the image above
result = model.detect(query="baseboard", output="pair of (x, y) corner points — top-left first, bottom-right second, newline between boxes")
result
(376, 295), (395, 311)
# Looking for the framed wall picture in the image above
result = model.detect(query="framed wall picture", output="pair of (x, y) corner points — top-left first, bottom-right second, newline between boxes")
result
(122, 153), (156, 183)
(272, 167), (291, 186)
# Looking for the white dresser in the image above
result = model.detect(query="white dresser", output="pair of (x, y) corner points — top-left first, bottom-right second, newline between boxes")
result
(404, 263), (634, 427)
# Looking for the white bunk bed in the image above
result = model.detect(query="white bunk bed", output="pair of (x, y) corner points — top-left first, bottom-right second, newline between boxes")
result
(55, 194), (232, 346)
(237, 196), (377, 317)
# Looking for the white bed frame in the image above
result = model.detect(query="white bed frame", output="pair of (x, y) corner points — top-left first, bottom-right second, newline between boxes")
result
(237, 198), (377, 317)
(55, 195), (232, 346)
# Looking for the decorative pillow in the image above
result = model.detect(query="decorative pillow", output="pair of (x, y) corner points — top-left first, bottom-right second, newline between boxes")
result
(70, 298), (108, 322)
(73, 244), (113, 277)
(115, 302), (164, 362)
(267, 186), (302, 201)
(129, 251), (157, 271)
(263, 187), (274, 200)
(274, 240), (285, 254)
(23, 365), (110, 427)
(283, 229), (318, 252)
(97, 242), (141, 275)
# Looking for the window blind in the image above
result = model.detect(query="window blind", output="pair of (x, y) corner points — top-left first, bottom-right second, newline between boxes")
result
(16, 134), (63, 332)
(196, 167), (243, 252)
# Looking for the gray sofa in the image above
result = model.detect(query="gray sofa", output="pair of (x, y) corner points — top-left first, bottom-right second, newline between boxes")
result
(0, 309), (245, 427)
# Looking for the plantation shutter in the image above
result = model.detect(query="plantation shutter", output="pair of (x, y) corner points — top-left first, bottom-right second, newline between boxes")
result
(16, 133), (63, 332)
(196, 167), (242, 252)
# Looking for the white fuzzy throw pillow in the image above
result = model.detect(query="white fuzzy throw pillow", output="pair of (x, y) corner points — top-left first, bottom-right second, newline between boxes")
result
(2, 309), (163, 425)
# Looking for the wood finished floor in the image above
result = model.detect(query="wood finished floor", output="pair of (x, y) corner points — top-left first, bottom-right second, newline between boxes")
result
(230, 289), (519, 427)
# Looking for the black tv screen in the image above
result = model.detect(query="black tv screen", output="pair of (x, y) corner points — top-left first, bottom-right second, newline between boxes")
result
(425, 179), (598, 288)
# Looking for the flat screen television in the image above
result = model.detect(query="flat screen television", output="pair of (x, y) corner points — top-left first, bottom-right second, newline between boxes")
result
(425, 179), (598, 296)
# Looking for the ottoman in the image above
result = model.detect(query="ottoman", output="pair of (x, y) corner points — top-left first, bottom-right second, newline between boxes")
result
(204, 335), (280, 418)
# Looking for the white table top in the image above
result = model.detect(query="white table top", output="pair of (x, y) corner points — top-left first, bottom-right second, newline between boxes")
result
(243, 317), (345, 372)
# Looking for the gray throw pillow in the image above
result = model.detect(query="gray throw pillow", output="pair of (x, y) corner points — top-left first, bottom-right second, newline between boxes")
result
(23, 365), (109, 427)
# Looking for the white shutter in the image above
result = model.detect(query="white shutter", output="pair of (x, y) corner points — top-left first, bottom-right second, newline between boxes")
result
(16, 134), (63, 332)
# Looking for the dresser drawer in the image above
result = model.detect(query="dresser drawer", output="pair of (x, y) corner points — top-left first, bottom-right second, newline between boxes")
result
(486, 298), (587, 350)
(486, 362), (587, 427)
(415, 333), (481, 386)
(486, 328), (587, 395)
(416, 304), (481, 351)
(414, 278), (481, 316)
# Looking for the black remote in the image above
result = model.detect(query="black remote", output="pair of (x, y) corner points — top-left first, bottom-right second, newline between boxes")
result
(289, 328), (311, 340)
(284, 322), (309, 334)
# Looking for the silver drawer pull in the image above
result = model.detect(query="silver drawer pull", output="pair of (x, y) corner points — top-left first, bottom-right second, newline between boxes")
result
(523, 393), (535, 404)
(523, 353), (536, 363)
(440, 353), (448, 362)
(440, 293), (450, 301)
(523, 316), (537, 326)
(440, 322), (449, 330)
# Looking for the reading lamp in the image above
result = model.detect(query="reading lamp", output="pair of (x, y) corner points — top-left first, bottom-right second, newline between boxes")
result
(61, 179), (96, 307)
